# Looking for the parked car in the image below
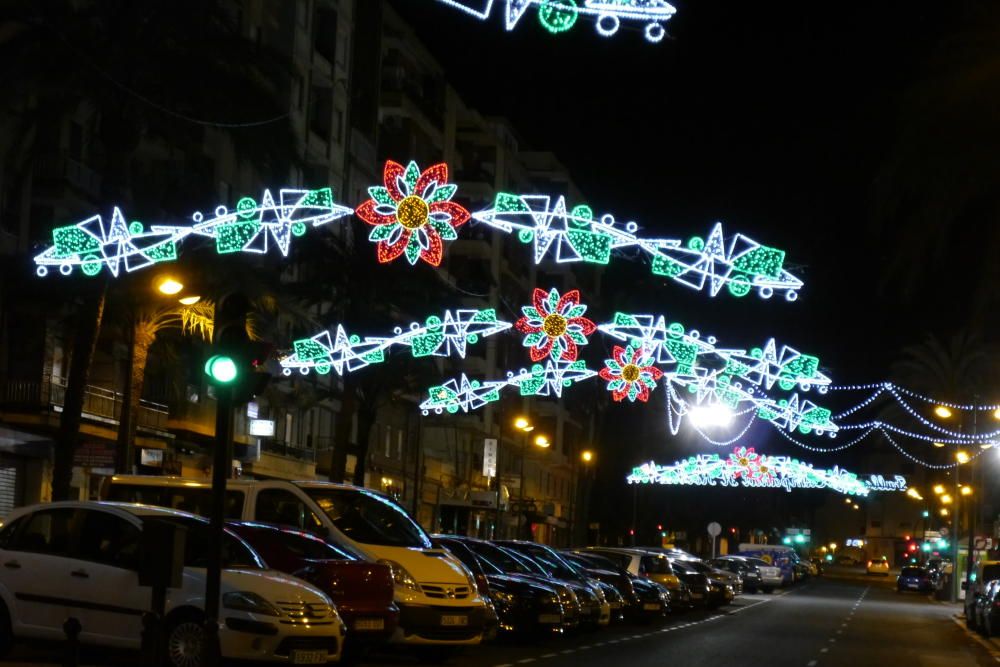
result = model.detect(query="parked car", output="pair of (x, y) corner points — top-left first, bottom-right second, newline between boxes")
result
(433, 536), (564, 636)
(107, 475), (490, 648)
(684, 559), (742, 597)
(669, 559), (731, 608)
(710, 556), (762, 593)
(227, 521), (398, 647)
(809, 557), (825, 577)
(576, 547), (687, 601)
(0, 502), (345, 667)
(964, 560), (1000, 630)
(559, 552), (635, 623)
(497, 541), (610, 628)
(866, 557), (890, 576)
(740, 557), (781, 593)
(978, 579), (1000, 637)
(896, 565), (933, 593)
(454, 539), (582, 632)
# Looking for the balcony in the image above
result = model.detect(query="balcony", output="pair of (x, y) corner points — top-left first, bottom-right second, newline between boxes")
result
(1, 377), (169, 433)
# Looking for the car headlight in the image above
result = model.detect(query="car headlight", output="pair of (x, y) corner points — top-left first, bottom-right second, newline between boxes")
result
(222, 591), (280, 617)
(378, 559), (421, 592)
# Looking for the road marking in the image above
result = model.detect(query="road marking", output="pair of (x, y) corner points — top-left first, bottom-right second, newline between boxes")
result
(808, 661), (818, 666)
(560, 650), (575, 655)
(836, 630), (843, 635)
(829, 638), (836, 643)
(820, 648), (829, 654)
(541, 653), (558, 658)
(517, 660), (536, 664)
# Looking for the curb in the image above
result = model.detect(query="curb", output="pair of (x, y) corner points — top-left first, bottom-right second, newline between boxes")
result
(951, 615), (1000, 663)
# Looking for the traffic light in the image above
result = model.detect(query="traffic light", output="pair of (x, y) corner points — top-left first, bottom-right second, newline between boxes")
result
(782, 536), (792, 545)
(206, 293), (272, 403)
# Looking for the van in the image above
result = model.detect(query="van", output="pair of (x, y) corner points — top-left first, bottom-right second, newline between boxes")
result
(964, 560), (1000, 630)
(104, 475), (489, 647)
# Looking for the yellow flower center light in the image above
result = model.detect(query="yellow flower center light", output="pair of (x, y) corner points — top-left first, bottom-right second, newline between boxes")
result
(621, 364), (641, 382)
(542, 313), (568, 337)
(397, 195), (430, 229)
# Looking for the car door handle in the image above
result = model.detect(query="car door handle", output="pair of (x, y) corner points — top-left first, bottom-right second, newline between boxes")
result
(3, 560), (20, 570)
(70, 569), (89, 579)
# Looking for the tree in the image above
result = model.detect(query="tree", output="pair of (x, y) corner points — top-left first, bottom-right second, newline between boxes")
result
(0, 0), (296, 498)
(113, 299), (214, 473)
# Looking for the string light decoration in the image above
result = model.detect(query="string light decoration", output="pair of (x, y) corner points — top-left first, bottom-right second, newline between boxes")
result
(34, 208), (190, 278)
(432, 0), (677, 43)
(421, 360), (597, 414)
(627, 446), (872, 496)
(473, 193), (803, 300)
(356, 161), (470, 267)
(599, 343), (663, 402)
(191, 187), (352, 256)
(515, 288), (596, 361)
(279, 309), (511, 376)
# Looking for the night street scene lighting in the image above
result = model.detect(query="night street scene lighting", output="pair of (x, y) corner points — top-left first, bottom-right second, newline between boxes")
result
(1, 1), (1000, 667)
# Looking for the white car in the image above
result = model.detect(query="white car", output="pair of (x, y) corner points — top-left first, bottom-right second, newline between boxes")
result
(741, 557), (782, 592)
(867, 557), (891, 576)
(0, 502), (345, 666)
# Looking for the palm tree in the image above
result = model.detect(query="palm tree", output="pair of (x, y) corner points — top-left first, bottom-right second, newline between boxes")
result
(113, 299), (214, 473)
(890, 331), (996, 404)
(0, 0), (297, 499)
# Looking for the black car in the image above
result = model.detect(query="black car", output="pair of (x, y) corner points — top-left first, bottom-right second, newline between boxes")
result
(685, 559), (741, 598)
(457, 538), (582, 631)
(711, 556), (762, 593)
(497, 541), (609, 628)
(562, 551), (664, 621)
(435, 536), (565, 636)
(667, 558), (714, 607)
(896, 565), (933, 593)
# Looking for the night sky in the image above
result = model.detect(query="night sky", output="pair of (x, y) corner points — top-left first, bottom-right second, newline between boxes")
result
(395, 1), (1000, 535)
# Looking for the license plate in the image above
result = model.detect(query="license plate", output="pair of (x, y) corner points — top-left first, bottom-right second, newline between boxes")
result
(907, 583), (919, 589)
(441, 615), (468, 626)
(538, 613), (561, 624)
(291, 649), (327, 665)
(355, 617), (385, 631)
(643, 603), (660, 611)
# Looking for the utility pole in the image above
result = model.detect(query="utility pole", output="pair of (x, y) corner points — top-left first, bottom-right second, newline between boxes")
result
(202, 382), (233, 665)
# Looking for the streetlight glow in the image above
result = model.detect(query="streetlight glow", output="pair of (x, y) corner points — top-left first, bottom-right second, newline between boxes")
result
(514, 417), (534, 432)
(940, 494), (953, 504)
(961, 486), (973, 496)
(157, 277), (184, 295)
(932, 441), (946, 448)
(934, 405), (953, 419)
(581, 450), (594, 463)
(994, 407), (1000, 421)
(689, 403), (734, 428)
(933, 484), (945, 495)
(956, 450), (970, 464)
(905, 488), (923, 501)
(940, 508), (949, 517)
(178, 295), (201, 305)
(534, 435), (550, 448)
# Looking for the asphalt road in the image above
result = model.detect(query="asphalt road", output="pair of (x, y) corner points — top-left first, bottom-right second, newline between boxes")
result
(1, 576), (995, 666)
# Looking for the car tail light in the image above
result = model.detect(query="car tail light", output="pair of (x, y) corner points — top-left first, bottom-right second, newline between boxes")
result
(867, 561), (873, 567)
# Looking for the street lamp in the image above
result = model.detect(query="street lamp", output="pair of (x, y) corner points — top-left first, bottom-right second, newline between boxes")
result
(156, 276), (184, 295)
(941, 494), (953, 504)
(581, 449), (594, 463)
(534, 434), (550, 448)
(906, 488), (923, 501)
(961, 485), (973, 497)
(933, 484), (945, 495)
(514, 416), (534, 432)
(933, 441), (946, 448)
(179, 295), (202, 305)
(956, 450), (970, 465)
(940, 508), (950, 517)
(934, 405), (954, 419)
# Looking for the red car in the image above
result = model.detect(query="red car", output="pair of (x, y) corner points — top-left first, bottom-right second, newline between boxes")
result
(228, 521), (398, 646)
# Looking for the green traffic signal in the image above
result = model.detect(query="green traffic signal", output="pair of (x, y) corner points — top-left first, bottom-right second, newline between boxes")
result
(205, 355), (238, 384)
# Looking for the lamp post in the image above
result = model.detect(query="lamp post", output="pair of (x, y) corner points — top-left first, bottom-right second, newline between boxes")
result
(570, 449), (594, 546)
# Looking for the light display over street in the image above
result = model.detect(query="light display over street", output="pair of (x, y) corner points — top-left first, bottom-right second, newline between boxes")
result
(433, 0), (677, 43)
(279, 309), (510, 376)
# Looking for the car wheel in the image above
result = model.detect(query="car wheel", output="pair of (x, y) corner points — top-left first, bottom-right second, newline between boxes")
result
(0, 599), (12, 658)
(164, 611), (210, 667)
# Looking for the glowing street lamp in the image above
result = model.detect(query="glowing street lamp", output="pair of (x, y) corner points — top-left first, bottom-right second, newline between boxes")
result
(178, 295), (202, 305)
(960, 486), (973, 497)
(934, 406), (953, 419)
(940, 494), (953, 505)
(940, 508), (950, 517)
(932, 441), (946, 448)
(933, 484), (945, 495)
(514, 417), (534, 432)
(534, 434), (550, 448)
(956, 450), (970, 465)
(156, 276), (184, 295)
(581, 450), (594, 463)
(905, 488), (923, 501)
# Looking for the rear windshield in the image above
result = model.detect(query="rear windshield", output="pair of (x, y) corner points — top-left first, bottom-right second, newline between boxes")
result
(642, 555), (673, 574)
(982, 564), (1000, 583)
(588, 550), (631, 570)
(305, 488), (430, 548)
(147, 517), (263, 570)
(900, 567), (924, 576)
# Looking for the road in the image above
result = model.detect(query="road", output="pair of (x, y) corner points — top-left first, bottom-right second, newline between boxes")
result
(0, 576), (994, 666)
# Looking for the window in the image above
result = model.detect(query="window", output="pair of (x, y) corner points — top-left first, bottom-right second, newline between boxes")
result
(154, 518), (262, 570)
(0, 517), (23, 549)
(278, 531), (361, 561)
(305, 487), (431, 548)
(13, 509), (75, 556)
(313, 7), (337, 63)
(107, 485), (245, 520)
(77, 510), (140, 569)
(255, 488), (325, 535)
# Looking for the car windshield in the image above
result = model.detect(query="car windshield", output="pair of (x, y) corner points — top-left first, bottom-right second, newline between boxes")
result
(305, 487), (431, 548)
(514, 546), (580, 580)
(900, 567), (924, 576)
(147, 517), (264, 570)
(467, 541), (533, 575)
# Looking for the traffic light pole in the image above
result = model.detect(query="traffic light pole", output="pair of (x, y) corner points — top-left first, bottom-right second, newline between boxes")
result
(202, 382), (234, 665)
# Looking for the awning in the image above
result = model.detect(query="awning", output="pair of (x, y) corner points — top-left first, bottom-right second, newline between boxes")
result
(0, 426), (53, 458)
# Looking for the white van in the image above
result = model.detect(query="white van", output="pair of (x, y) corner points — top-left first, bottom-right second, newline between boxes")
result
(105, 475), (489, 647)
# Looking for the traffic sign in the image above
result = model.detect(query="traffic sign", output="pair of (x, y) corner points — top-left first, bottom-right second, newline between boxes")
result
(707, 522), (721, 537)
